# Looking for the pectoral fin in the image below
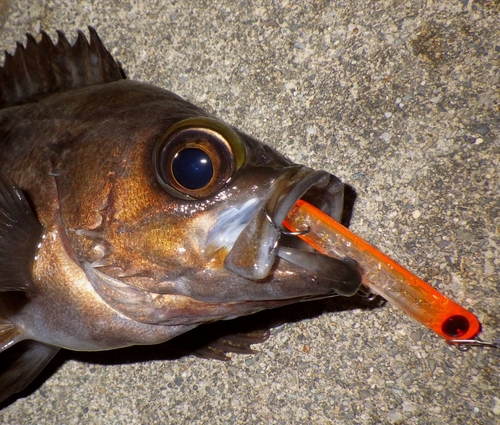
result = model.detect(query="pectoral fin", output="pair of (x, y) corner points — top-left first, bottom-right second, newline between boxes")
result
(0, 340), (60, 404)
(166, 323), (271, 361)
(0, 174), (43, 293)
(192, 329), (270, 361)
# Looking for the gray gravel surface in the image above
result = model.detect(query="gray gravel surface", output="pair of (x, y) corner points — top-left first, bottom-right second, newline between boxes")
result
(1, 1), (499, 424)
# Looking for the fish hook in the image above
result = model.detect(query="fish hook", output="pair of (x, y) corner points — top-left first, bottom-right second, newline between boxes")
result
(356, 285), (379, 302)
(264, 208), (310, 236)
(448, 338), (500, 351)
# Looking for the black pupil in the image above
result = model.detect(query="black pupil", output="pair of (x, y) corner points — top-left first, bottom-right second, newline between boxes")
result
(172, 148), (213, 189)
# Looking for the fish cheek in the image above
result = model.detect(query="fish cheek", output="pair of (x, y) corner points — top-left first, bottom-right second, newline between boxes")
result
(102, 214), (198, 279)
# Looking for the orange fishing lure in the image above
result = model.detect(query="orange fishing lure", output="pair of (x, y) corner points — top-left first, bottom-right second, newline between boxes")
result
(284, 200), (481, 342)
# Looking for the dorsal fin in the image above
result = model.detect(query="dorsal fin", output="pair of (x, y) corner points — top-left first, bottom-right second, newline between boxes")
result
(0, 26), (125, 108)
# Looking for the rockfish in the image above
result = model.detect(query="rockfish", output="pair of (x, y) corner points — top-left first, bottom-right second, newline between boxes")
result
(0, 28), (361, 402)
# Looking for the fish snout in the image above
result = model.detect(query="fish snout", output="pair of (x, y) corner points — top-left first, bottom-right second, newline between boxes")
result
(223, 166), (361, 296)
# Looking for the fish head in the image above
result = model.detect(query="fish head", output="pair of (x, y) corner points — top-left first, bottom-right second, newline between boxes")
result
(52, 81), (361, 326)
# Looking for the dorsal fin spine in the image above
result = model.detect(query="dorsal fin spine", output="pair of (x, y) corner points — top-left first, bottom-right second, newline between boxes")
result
(0, 26), (125, 108)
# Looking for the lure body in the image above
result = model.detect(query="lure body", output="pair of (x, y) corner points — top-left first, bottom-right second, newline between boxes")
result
(284, 200), (481, 341)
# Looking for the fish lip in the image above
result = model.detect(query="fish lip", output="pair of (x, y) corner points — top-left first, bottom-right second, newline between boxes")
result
(266, 167), (335, 230)
(223, 166), (345, 280)
(265, 169), (362, 297)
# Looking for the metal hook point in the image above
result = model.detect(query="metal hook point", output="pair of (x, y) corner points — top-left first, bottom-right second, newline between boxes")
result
(448, 337), (500, 351)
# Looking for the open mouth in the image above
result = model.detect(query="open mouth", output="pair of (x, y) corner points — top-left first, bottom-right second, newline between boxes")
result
(224, 166), (362, 297)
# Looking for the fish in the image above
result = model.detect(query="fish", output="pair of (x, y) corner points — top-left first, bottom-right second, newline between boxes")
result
(0, 27), (362, 403)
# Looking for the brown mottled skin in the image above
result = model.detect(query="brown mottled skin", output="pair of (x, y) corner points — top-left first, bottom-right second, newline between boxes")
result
(0, 81), (206, 348)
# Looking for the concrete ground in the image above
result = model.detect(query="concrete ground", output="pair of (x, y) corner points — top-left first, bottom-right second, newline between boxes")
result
(0, 1), (499, 424)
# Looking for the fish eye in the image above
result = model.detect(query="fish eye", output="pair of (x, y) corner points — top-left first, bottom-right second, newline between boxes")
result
(154, 117), (246, 199)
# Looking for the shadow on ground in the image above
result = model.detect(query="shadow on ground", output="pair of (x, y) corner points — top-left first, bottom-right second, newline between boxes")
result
(1, 292), (383, 408)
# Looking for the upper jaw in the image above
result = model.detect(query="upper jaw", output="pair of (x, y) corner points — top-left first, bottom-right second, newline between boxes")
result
(223, 165), (346, 280)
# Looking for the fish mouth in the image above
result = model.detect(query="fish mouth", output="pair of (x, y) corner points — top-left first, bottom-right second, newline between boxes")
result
(224, 166), (361, 297)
